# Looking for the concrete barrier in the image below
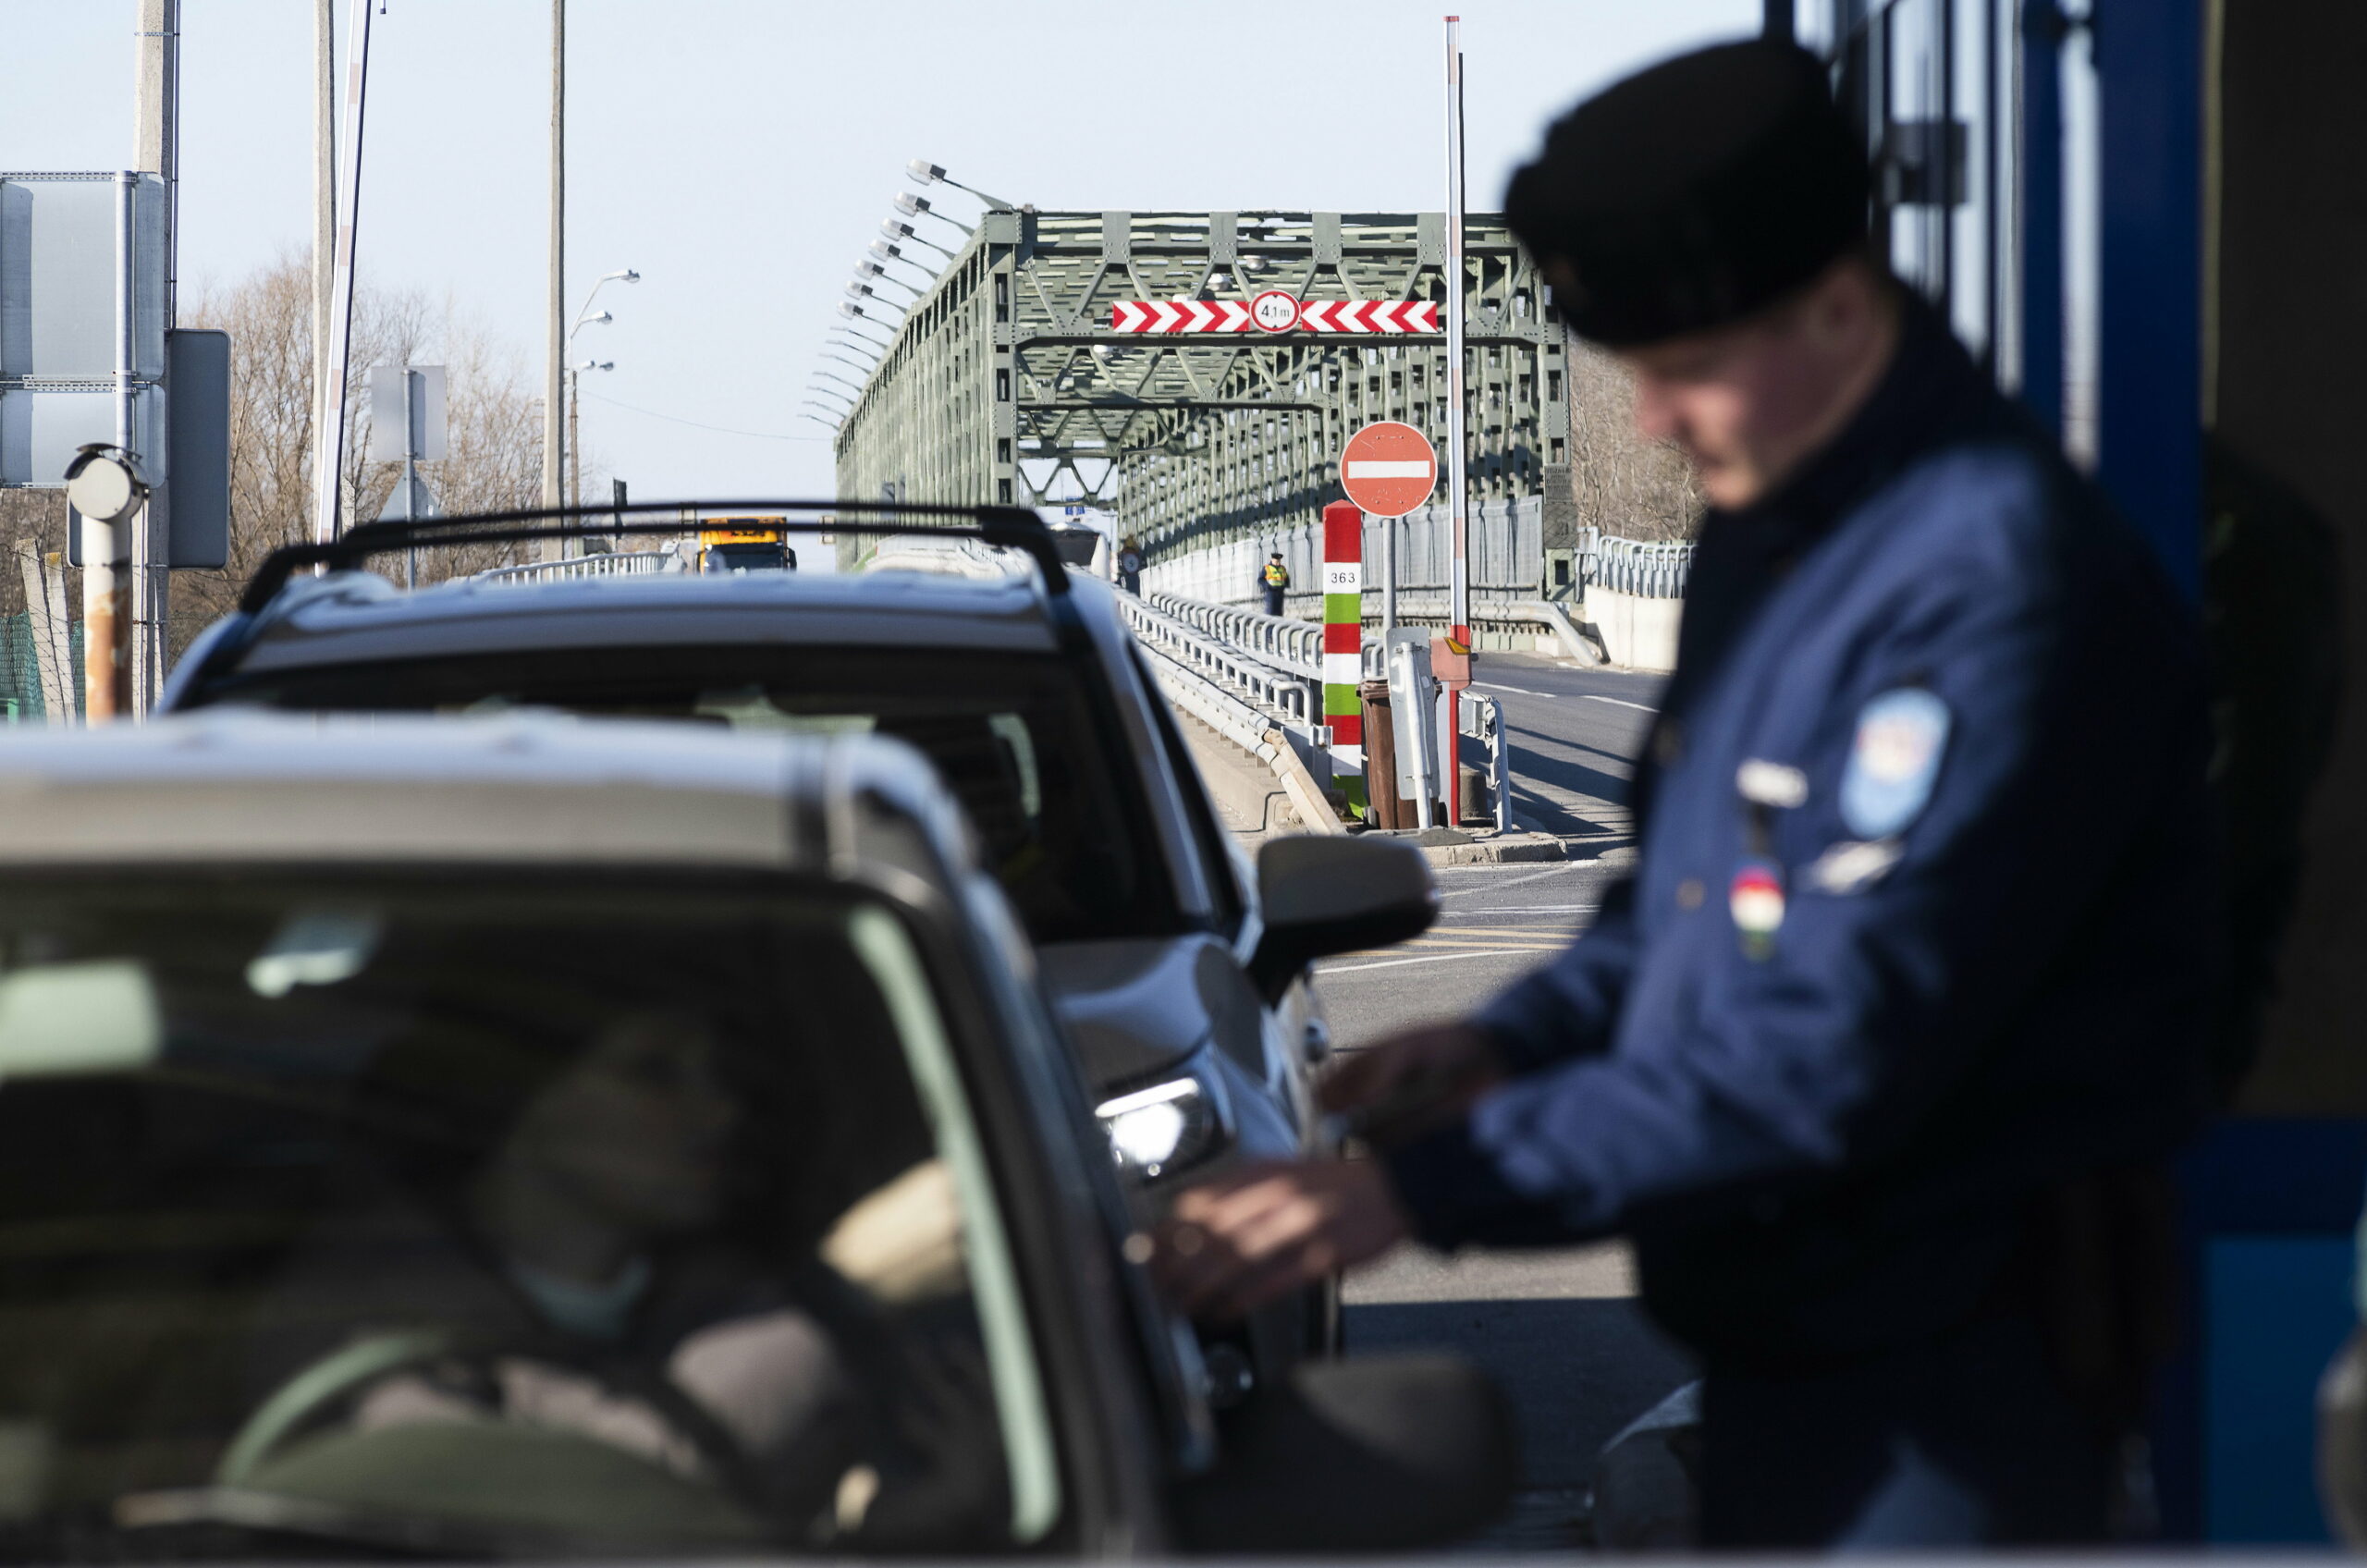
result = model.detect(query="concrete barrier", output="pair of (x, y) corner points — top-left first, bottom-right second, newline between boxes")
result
(1582, 587), (1683, 673)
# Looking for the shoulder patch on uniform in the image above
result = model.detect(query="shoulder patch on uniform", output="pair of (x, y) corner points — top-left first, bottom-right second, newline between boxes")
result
(1839, 688), (1951, 839)
(1735, 758), (1808, 809)
(1805, 838), (1904, 895)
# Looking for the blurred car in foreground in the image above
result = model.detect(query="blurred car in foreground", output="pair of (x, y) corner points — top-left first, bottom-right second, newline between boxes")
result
(163, 503), (1440, 1390)
(0, 714), (1505, 1559)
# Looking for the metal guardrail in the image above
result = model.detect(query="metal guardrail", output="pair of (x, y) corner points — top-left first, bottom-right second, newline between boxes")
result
(1117, 594), (1322, 732)
(1458, 688), (1513, 835)
(1583, 530), (1693, 599)
(472, 551), (675, 586)
(1140, 589), (1323, 675)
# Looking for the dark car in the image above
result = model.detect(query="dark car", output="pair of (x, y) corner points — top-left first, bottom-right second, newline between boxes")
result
(0, 713), (1505, 1559)
(163, 504), (1433, 1392)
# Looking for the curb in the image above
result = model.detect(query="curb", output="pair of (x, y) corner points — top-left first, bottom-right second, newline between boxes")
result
(1416, 832), (1568, 866)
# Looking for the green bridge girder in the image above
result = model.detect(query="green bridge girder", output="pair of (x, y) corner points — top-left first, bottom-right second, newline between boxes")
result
(833, 209), (1574, 568)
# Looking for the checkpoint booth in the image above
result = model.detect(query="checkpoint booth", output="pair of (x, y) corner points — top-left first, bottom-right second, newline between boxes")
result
(1799, 0), (2367, 1541)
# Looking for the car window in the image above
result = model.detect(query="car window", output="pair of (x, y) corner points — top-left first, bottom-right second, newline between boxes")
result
(204, 647), (1186, 946)
(1129, 648), (1247, 938)
(0, 873), (1061, 1558)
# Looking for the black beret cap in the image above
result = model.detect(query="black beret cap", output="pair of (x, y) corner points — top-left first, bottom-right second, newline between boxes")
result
(1505, 41), (1870, 348)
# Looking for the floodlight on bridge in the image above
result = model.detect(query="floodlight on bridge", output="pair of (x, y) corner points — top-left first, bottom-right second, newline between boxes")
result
(892, 191), (974, 237)
(799, 412), (841, 431)
(574, 359), (613, 373)
(835, 302), (895, 344)
(813, 370), (867, 396)
(843, 281), (907, 316)
(907, 159), (1014, 212)
(879, 219), (959, 262)
(866, 239), (938, 280)
(852, 260), (920, 300)
(828, 331), (883, 361)
(820, 350), (877, 376)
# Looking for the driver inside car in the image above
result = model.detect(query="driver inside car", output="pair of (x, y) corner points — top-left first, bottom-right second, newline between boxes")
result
(232, 1006), (1001, 1547)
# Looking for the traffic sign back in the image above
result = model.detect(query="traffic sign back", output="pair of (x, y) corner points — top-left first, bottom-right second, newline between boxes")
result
(1340, 422), (1438, 518)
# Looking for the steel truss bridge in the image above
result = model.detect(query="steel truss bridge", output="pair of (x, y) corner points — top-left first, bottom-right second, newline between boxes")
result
(831, 210), (1576, 567)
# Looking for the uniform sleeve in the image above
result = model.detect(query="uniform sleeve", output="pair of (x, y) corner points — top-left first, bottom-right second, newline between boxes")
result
(1389, 533), (2200, 1249)
(1471, 874), (1643, 1073)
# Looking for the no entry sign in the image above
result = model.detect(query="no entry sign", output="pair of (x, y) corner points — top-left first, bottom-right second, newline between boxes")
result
(1340, 422), (1438, 518)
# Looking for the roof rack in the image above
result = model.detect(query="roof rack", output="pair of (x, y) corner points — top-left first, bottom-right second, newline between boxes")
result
(238, 499), (1070, 615)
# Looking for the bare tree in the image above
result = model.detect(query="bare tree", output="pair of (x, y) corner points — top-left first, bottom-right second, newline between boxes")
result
(1565, 335), (1704, 542)
(168, 252), (563, 653)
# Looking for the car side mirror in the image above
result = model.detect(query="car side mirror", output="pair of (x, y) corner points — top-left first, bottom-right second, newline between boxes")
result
(1172, 1354), (1515, 1551)
(1246, 835), (1438, 1003)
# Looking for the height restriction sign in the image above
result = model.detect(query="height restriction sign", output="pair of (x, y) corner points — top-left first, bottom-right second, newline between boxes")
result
(1340, 422), (1438, 517)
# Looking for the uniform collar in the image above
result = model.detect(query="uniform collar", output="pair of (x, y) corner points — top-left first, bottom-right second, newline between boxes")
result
(1711, 290), (1984, 560)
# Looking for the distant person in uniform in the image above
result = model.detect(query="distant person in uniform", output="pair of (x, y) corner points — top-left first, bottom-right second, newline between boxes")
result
(1260, 552), (1290, 617)
(1153, 41), (2213, 1549)
(1118, 538), (1145, 595)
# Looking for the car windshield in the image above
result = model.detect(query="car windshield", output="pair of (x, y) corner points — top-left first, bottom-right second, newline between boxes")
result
(0, 873), (1060, 1559)
(205, 646), (1182, 945)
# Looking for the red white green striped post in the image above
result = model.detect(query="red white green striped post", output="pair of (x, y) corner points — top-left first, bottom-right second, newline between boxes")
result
(1321, 499), (1367, 815)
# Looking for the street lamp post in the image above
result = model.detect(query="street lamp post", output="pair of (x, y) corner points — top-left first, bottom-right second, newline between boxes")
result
(878, 218), (957, 263)
(905, 159), (1014, 211)
(553, 267), (636, 549)
(568, 356), (611, 511)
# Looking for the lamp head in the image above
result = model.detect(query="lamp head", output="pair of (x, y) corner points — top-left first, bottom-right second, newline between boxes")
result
(907, 159), (948, 185)
(63, 444), (149, 524)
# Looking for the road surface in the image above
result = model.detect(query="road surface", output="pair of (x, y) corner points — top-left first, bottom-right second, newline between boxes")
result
(1314, 651), (1693, 1548)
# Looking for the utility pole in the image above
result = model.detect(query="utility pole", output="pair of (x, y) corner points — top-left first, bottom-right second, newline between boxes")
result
(541, 0), (565, 559)
(129, 0), (178, 717)
(309, 0), (373, 548)
(313, 0), (333, 514)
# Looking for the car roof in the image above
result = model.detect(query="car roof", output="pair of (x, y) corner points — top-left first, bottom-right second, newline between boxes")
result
(222, 564), (1076, 677)
(0, 710), (973, 880)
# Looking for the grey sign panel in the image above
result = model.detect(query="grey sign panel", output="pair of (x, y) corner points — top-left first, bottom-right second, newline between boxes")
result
(0, 174), (166, 380)
(166, 329), (229, 568)
(0, 384), (162, 487)
(367, 364), (446, 462)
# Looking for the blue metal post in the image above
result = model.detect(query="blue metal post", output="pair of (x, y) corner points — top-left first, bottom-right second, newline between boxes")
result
(2094, 0), (2203, 600)
(2017, 0), (2065, 440)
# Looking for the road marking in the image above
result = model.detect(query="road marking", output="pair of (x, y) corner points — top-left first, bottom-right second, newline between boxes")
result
(1318, 948), (1536, 974)
(1441, 862), (1588, 894)
(1478, 682), (1549, 697)
(1579, 694), (1658, 714)
(1430, 925), (1582, 939)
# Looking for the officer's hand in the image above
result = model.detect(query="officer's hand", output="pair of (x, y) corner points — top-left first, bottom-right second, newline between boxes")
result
(1317, 1023), (1504, 1144)
(1152, 1158), (1407, 1322)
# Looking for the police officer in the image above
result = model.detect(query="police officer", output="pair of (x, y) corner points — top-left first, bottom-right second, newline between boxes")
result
(1155, 40), (2213, 1548)
(1260, 551), (1290, 617)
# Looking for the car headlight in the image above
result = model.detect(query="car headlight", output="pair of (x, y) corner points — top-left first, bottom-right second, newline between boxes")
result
(1096, 1053), (1232, 1182)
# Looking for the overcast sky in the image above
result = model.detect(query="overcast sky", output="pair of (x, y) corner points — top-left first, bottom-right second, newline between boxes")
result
(3, 0), (1754, 499)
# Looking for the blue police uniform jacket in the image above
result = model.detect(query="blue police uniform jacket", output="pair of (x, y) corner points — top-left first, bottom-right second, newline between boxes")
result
(1387, 299), (2214, 1369)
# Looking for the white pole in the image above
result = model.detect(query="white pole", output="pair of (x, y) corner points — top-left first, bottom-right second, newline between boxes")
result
(309, 0), (373, 547)
(541, 0), (565, 559)
(131, 0), (177, 716)
(312, 0), (333, 511)
(1444, 15), (1470, 651)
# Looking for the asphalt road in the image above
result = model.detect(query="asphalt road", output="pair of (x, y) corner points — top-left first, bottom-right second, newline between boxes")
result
(1310, 653), (1693, 1549)
(1466, 652), (1665, 845)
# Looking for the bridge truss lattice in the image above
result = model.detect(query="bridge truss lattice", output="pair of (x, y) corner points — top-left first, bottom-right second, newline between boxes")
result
(832, 210), (1576, 567)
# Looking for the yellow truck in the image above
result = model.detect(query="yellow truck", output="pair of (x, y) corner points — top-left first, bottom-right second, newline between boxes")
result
(696, 518), (798, 573)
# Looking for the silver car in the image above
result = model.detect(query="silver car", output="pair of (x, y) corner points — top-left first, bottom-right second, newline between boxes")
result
(0, 712), (1505, 1557)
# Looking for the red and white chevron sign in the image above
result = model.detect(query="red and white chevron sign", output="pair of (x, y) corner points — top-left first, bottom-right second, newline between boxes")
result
(1108, 296), (1441, 335)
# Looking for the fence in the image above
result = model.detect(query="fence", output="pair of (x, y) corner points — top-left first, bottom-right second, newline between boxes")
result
(473, 550), (677, 586)
(0, 614), (82, 722)
(1138, 502), (1691, 610)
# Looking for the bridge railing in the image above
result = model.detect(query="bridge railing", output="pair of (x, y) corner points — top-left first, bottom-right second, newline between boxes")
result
(472, 550), (676, 586)
(1115, 594), (1323, 734)
(1138, 502), (1694, 611)
(1141, 590), (1323, 674)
